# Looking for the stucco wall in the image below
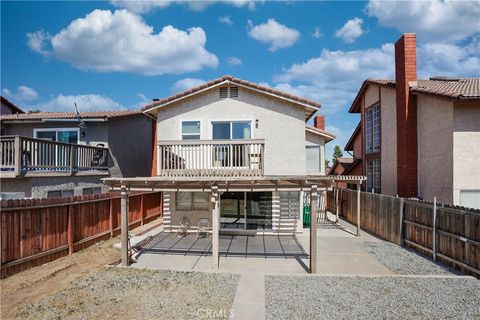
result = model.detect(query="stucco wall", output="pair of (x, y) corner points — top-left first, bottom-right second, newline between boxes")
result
(155, 87), (306, 175)
(108, 115), (153, 177)
(0, 176), (107, 199)
(305, 131), (325, 175)
(452, 101), (480, 205)
(365, 85), (380, 108)
(380, 87), (397, 196)
(417, 95), (454, 203)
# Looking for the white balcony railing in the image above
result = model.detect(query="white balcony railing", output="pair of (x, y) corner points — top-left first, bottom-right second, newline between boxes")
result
(0, 136), (109, 177)
(158, 139), (264, 177)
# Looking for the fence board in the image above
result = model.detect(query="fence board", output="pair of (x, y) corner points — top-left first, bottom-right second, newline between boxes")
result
(0, 191), (162, 278)
(327, 188), (480, 277)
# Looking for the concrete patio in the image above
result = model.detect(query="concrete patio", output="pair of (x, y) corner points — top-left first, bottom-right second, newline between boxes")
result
(130, 215), (393, 276)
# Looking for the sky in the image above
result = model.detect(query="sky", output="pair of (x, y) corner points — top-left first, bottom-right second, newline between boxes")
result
(1, 0), (479, 161)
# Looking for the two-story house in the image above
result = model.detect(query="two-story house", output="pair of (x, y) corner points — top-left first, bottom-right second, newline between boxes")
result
(104, 75), (365, 271)
(0, 106), (153, 199)
(346, 33), (480, 209)
(143, 76), (335, 235)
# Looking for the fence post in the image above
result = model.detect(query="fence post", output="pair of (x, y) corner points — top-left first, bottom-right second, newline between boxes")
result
(399, 198), (405, 247)
(432, 197), (437, 261)
(67, 204), (74, 255)
(140, 193), (145, 226)
(356, 183), (361, 236)
(13, 136), (22, 177)
(335, 186), (339, 223)
(109, 197), (114, 237)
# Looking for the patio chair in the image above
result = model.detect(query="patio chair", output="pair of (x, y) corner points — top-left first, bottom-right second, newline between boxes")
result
(176, 216), (190, 237)
(197, 218), (210, 238)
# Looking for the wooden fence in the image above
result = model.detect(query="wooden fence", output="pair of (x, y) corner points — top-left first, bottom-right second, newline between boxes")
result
(327, 188), (480, 277)
(0, 191), (162, 278)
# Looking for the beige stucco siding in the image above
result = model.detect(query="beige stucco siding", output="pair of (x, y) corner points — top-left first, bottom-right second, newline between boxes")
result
(380, 87), (397, 195)
(365, 85), (380, 108)
(155, 87), (306, 175)
(452, 102), (480, 205)
(417, 95), (454, 203)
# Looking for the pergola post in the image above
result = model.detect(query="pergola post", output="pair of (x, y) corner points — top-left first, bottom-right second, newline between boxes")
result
(309, 184), (318, 274)
(356, 182), (361, 236)
(211, 186), (220, 270)
(121, 185), (130, 266)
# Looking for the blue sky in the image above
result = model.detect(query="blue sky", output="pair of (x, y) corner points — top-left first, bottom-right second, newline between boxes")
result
(2, 0), (479, 160)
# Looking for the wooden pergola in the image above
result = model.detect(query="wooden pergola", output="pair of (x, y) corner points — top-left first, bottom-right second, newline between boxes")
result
(103, 175), (366, 273)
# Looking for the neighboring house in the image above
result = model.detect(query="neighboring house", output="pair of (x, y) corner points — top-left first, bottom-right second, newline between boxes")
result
(346, 33), (480, 209)
(1, 97), (24, 116)
(142, 75), (335, 235)
(0, 108), (153, 199)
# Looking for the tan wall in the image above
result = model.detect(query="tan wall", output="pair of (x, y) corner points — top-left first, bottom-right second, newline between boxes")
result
(155, 87), (306, 175)
(452, 101), (480, 205)
(380, 87), (397, 195)
(417, 95), (454, 203)
(365, 85), (380, 108)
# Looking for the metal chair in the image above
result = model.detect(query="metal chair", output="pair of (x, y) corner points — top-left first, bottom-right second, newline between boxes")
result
(176, 216), (190, 237)
(197, 218), (210, 238)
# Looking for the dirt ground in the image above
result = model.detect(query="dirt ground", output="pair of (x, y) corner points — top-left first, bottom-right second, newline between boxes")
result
(0, 219), (161, 320)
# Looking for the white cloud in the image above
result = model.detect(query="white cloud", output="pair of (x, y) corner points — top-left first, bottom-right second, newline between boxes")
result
(34, 94), (122, 112)
(218, 15), (233, 26)
(226, 56), (243, 66)
(27, 9), (218, 76)
(247, 19), (300, 51)
(170, 78), (205, 93)
(335, 17), (364, 44)
(2, 85), (39, 102)
(366, 0), (480, 43)
(312, 27), (323, 39)
(135, 93), (151, 108)
(110, 0), (257, 14)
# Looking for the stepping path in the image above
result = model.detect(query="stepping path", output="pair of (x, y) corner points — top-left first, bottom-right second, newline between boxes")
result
(230, 274), (266, 320)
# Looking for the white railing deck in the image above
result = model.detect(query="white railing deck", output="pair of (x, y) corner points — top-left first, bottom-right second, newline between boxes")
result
(0, 136), (109, 177)
(158, 139), (265, 177)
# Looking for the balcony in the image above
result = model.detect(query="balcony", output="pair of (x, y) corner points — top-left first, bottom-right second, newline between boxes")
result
(0, 136), (109, 178)
(158, 139), (264, 177)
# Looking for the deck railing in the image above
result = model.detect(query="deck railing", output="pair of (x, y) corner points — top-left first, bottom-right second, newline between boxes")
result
(158, 139), (264, 177)
(0, 136), (109, 176)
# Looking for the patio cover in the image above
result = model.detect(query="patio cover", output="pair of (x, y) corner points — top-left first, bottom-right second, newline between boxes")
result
(103, 175), (366, 273)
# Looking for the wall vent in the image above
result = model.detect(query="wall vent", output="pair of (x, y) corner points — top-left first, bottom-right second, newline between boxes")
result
(219, 87), (228, 99)
(230, 86), (239, 98)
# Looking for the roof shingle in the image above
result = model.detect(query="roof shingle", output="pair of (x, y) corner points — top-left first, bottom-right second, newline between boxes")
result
(0, 109), (143, 122)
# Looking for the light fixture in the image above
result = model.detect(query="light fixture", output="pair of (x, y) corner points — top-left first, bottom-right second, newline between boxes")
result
(255, 119), (259, 128)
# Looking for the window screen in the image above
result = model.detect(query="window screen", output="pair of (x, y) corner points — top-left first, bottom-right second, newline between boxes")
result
(181, 121), (200, 140)
(176, 192), (209, 211)
(306, 146), (320, 173)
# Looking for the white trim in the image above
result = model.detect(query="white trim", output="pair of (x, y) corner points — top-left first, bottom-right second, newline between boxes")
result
(33, 127), (80, 143)
(305, 127), (335, 142)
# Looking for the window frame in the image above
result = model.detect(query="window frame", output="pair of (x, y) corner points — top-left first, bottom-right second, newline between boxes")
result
(180, 120), (201, 140)
(34, 127), (80, 144)
(176, 192), (210, 211)
(365, 102), (381, 155)
(365, 158), (381, 193)
(211, 120), (253, 140)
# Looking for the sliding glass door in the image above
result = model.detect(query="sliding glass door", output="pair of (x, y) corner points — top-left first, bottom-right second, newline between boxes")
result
(220, 192), (272, 230)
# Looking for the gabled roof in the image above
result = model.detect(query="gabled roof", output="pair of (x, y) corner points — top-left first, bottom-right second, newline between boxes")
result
(1, 96), (24, 114)
(342, 158), (362, 175)
(142, 75), (320, 120)
(0, 109), (143, 122)
(327, 157), (354, 175)
(349, 78), (480, 113)
(345, 123), (361, 151)
(305, 125), (336, 142)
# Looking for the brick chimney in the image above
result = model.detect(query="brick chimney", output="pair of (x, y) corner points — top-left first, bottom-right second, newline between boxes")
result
(395, 33), (418, 197)
(314, 115), (325, 130)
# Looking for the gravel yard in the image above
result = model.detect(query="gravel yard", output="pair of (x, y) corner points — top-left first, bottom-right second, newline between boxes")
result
(265, 275), (480, 319)
(14, 268), (239, 320)
(358, 241), (455, 275)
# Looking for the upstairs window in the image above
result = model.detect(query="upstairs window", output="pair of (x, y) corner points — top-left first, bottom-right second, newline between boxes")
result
(212, 121), (251, 140)
(181, 121), (200, 140)
(365, 103), (380, 154)
(34, 128), (79, 144)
